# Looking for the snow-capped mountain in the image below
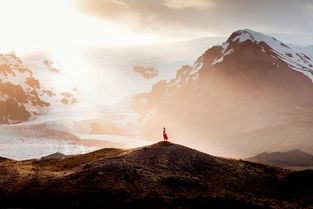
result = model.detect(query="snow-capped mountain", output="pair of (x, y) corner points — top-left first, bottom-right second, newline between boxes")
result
(23, 54), (78, 105)
(0, 53), (77, 124)
(165, 29), (313, 87)
(132, 29), (313, 157)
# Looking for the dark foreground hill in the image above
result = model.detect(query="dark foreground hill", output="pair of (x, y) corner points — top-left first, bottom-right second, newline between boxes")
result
(0, 141), (312, 209)
(246, 149), (313, 170)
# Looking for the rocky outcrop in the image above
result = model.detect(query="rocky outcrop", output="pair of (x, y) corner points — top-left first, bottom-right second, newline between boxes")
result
(133, 65), (158, 79)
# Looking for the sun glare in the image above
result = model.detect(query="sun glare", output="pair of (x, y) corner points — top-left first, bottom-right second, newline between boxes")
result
(0, 0), (169, 55)
(0, 0), (172, 106)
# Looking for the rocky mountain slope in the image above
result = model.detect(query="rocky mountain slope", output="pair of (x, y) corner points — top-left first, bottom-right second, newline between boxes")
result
(0, 53), (77, 124)
(247, 149), (313, 170)
(132, 29), (313, 157)
(0, 141), (312, 209)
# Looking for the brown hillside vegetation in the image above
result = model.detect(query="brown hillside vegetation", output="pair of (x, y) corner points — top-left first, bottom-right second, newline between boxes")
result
(0, 141), (312, 209)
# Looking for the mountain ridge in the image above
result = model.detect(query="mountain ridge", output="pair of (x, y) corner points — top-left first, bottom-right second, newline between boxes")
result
(246, 149), (313, 169)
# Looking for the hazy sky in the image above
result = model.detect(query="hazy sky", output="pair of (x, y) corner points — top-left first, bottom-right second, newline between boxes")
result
(0, 0), (312, 55)
(78, 0), (313, 43)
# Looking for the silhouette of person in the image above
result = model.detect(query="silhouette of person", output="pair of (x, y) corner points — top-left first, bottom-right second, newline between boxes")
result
(163, 127), (168, 141)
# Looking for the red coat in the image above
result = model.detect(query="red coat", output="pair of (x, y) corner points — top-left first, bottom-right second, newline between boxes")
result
(163, 128), (168, 140)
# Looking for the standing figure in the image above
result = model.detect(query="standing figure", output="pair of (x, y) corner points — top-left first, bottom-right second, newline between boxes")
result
(163, 127), (168, 141)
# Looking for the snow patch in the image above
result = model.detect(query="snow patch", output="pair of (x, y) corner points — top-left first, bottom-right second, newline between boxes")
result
(212, 48), (234, 65)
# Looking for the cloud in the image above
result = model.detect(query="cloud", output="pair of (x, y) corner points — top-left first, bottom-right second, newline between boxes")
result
(165, 0), (214, 9)
(76, 0), (313, 39)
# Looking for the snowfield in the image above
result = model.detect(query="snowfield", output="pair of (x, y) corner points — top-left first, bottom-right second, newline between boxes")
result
(0, 121), (152, 160)
(0, 102), (152, 160)
(0, 143), (96, 161)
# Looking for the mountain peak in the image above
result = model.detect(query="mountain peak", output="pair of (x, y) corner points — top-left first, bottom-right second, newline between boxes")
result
(163, 29), (313, 88)
(219, 29), (313, 81)
(228, 29), (279, 44)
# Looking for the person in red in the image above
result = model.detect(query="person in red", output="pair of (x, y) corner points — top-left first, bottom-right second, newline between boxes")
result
(163, 127), (168, 141)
